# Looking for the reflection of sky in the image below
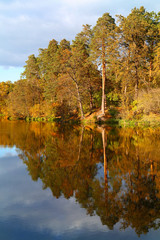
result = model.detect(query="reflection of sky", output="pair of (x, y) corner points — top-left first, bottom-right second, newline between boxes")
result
(96, 162), (104, 180)
(0, 146), (17, 157)
(0, 147), (160, 239)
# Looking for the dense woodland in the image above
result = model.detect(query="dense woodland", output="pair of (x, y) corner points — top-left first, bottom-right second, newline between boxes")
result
(0, 7), (160, 122)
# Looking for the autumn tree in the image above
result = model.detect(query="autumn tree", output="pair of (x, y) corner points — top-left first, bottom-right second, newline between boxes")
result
(58, 32), (92, 119)
(153, 42), (160, 86)
(7, 79), (36, 118)
(0, 81), (14, 116)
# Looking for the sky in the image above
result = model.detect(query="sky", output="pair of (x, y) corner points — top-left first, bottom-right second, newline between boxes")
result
(0, 0), (160, 83)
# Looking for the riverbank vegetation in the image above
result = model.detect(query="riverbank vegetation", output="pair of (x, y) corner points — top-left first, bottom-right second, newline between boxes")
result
(0, 6), (160, 124)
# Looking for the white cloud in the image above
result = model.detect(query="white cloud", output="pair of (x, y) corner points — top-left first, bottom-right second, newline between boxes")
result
(0, 149), (108, 236)
(0, 0), (159, 81)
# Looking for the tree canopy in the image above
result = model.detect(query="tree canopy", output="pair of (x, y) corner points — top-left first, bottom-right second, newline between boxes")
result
(0, 6), (160, 121)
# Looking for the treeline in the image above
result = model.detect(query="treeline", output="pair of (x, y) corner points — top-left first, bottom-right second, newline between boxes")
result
(1, 6), (160, 121)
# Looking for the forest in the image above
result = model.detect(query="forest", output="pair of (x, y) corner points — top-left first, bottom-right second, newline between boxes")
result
(0, 6), (160, 123)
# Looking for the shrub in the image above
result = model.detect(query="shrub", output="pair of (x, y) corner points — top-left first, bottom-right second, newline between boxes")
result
(136, 89), (160, 114)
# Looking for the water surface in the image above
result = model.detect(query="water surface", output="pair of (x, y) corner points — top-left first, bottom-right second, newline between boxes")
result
(0, 120), (160, 239)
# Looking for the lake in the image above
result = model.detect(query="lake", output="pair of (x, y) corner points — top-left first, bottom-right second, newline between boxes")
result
(0, 120), (160, 240)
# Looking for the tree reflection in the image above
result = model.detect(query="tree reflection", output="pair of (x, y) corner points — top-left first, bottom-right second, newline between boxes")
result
(0, 120), (160, 236)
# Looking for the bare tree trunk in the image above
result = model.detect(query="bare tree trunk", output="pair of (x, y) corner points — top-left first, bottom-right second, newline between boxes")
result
(75, 81), (84, 119)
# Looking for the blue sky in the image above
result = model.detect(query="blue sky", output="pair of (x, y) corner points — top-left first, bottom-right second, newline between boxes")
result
(0, 0), (160, 82)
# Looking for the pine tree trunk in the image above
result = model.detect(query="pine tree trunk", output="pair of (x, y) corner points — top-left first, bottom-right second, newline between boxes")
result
(101, 42), (106, 115)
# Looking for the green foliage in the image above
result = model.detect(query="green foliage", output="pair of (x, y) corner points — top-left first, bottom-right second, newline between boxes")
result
(93, 91), (102, 108)
(108, 108), (119, 118)
(107, 92), (120, 106)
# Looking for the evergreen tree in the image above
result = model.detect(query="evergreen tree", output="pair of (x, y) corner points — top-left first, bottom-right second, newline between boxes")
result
(90, 13), (116, 115)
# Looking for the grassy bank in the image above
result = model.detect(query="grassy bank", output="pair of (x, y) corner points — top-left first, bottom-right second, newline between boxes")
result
(83, 108), (160, 128)
(118, 114), (160, 128)
(2, 108), (160, 128)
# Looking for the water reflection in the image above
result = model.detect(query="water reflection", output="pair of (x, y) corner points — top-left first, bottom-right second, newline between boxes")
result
(0, 120), (160, 239)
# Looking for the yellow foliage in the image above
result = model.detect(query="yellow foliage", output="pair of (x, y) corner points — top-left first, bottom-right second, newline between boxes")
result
(29, 102), (55, 118)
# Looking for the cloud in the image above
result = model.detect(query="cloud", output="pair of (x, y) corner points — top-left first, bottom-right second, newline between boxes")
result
(0, 0), (159, 71)
(0, 1), (62, 67)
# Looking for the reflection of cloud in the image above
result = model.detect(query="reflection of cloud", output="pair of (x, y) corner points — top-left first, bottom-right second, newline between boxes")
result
(0, 150), (109, 238)
(0, 147), (160, 239)
(0, 149), (20, 174)
(0, 146), (17, 157)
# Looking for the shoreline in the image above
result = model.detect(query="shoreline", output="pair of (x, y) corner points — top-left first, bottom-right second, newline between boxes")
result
(1, 114), (160, 128)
